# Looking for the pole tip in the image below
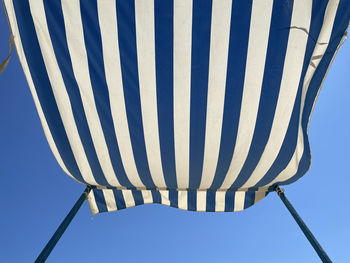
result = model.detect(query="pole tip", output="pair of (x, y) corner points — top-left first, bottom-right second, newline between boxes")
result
(275, 186), (285, 197)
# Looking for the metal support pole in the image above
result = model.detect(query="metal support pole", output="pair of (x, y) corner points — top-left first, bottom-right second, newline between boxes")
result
(35, 186), (92, 263)
(275, 186), (332, 263)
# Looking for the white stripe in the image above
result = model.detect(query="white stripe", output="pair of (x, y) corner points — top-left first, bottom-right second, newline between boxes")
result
(215, 191), (226, 212)
(29, 0), (97, 184)
(3, 0), (76, 182)
(263, 128), (303, 187)
(87, 190), (99, 216)
(234, 191), (245, 212)
(122, 190), (135, 208)
(174, 0), (192, 188)
(103, 189), (117, 212)
(221, 0), (274, 189)
(177, 190), (188, 210)
(200, 0), (233, 188)
(266, 0), (340, 187)
(134, 0), (166, 188)
(61, 0), (119, 186)
(196, 191), (207, 211)
(159, 190), (171, 206)
(97, 0), (144, 187)
(141, 190), (153, 204)
(241, 0), (312, 188)
(303, 0), (340, 87)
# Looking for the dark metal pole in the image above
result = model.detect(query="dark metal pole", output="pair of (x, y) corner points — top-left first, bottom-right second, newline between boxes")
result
(35, 186), (92, 263)
(275, 186), (332, 263)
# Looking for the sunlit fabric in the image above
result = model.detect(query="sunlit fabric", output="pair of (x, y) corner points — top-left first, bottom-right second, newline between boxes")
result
(3, 0), (349, 215)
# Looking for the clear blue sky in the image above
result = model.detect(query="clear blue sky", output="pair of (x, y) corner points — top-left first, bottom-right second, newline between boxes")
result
(0, 6), (349, 263)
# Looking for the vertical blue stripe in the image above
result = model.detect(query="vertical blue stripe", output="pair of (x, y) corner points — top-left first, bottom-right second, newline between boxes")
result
(113, 189), (126, 210)
(169, 190), (178, 208)
(253, 0), (329, 188)
(43, 0), (110, 186)
(189, 0), (213, 189)
(224, 191), (235, 212)
(116, 0), (156, 188)
(230, 0), (294, 189)
(282, 1), (350, 186)
(12, 0), (85, 183)
(93, 189), (108, 213)
(243, 192), (255, 209)
(210, 0), (253, 190)
(206, 191), (216, 212)
(251, 89), (301, 189)
(151, 190), (162, 204)
(79, 0), (135, 188)
(187, 190), (197, 211)
(131, 190), (144, 206)
(154, 0), (177, 188)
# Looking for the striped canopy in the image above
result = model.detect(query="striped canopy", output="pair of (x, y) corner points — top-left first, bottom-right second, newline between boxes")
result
(4, 0), (349, 215)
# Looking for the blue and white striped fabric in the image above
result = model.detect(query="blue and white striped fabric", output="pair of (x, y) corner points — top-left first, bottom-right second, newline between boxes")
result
(4, 0), (349, 215)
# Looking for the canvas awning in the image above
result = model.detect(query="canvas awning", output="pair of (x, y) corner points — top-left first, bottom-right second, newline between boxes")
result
(3, 0), (349, 215)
